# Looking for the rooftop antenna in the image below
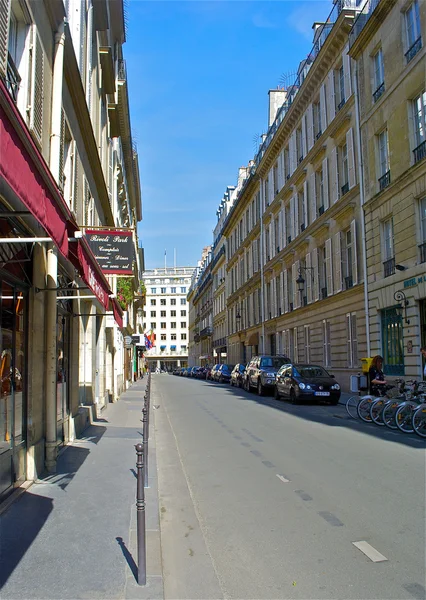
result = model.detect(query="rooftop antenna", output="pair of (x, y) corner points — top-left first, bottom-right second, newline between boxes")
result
(279, 70), (297, 88)
(252, 133), (261, 154)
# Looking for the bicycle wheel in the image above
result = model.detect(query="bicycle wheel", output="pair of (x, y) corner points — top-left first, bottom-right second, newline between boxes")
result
(382, 400), (401, 430)
(357, 396), (375, 422)
(395, 402), (416, 434)
(412, 404), (426, 438)
(346, 396), (360, 419)
(370, 398), (386, 426)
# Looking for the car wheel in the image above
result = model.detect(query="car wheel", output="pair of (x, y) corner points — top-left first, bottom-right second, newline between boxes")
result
(257, 380), (265, 396)
(219, 375), (224, 383)
(290, 389), (298, 404)
(274, 386), (281, 400)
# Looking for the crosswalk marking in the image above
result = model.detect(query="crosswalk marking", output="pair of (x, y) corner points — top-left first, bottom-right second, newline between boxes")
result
(352, 541), (388, 562)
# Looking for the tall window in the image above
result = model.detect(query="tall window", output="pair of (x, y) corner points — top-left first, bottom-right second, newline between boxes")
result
(338, 65), (345, 108)
(420, 198), (426, 263)
(405, 1), (422, 62)
(160, 322), (166, 329)
(171, 334), (177, 340)
(160, 334), (166, 341)
(150, 299), (156, 306)
(340, 143), (349, 195)
(171, 287), (176, 293)
(323, 320), (331, 367)
(161, 287), (166, 294)
(171, 298), (176, 306)
(304, 325), (310, 363)
(160, 310), (166, 317)
(382, 218), (395, 277)
(344, 228), (354, 288)
(373, 49), (385, 102)
(317, 168), (324, 213)
(412, 91), (426, 163)
(160, 299), (166, 305)
(381, 308), (404, 375)
(170, 310), (176, 317)
(378, 129), (390, 189)
(150, 311), (156, 317)
(313, 101), (322, 139)
(150, 288), (156, 294)
(180, 287), (186, 293)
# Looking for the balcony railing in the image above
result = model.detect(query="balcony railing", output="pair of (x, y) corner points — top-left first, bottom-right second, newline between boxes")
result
(316, 130), (322, 140)
(419, 242), (426, 264)
(6, 53), (21, 103)
(200, 326), (213, 338)
(379, 170), (391, 191)
(299, 156), (304, 164)
(321, 287), (328, 300)
(405, 37), (422, 63)
(413, 140), (426, 164)
(383, 257), (395, 278)
(372, 82), (385, 103)
(118, 59), (127, 80)
(341, 182), (349, 196)
(337, 98), (346, 111)
(318, 205), (325, 216)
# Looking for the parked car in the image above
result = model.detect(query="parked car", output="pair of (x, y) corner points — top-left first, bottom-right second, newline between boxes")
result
(274, 363), (341, 404)
(216, 364), (234, 383)
(209, 364), (221, 381)
(230, 364), (246, 388)
(245, 355), (291, 395)
(190, 366), (200, 378)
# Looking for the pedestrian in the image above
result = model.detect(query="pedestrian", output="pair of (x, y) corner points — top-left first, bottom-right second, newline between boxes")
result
(421, 346), (426, 380)
(368, 355), (387, 396)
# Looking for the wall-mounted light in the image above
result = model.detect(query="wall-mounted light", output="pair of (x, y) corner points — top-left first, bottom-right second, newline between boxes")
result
(394, 290), (410, 324)
(395, 264), (406, 271)
(235, 307), (241, 330)
(296, 267), (314, 293)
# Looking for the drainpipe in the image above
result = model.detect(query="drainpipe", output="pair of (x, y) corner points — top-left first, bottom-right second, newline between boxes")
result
(45, 244), (58, 473)
(353, 61), (371, 356)
(260, 183), (265, 353)
(45, 22), (65, 473)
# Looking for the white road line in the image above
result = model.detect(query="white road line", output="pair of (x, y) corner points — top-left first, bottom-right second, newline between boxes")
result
(352, 541), (388, 563)
(276, 474), (290, 483)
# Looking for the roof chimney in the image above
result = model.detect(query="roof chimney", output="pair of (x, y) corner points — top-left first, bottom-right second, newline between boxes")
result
(268, 88), (287, 127)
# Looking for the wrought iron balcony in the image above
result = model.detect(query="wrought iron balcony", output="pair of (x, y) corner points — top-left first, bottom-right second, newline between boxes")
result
(413, 140), (426, 164)
(379, 170), (391, 191)
(345, 276), (353, 289)
(6, 53), (21, 103)
(373, 82), (385, 103)
(200, 326), (213, 338)
(419, 242), (426, 264)
(383, 256), (395, 278)
(341, 182), (349, 196)
(337, 98), (346, 111)
(405, 37), (422, 63)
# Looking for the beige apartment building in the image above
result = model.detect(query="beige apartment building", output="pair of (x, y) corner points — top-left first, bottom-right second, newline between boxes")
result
(349, 0), (426, 378)
(223, 1), (368, 389)
(0, 0), (142, 499)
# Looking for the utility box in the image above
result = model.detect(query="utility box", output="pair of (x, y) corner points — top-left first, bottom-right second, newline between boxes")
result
(361, 357), (373, 373)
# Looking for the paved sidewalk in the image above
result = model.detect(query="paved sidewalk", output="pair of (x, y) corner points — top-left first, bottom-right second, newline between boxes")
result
(0, 379), (163, 600)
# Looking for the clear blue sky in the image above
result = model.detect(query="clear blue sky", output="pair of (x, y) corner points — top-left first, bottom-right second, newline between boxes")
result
(125, 1), (331, 270)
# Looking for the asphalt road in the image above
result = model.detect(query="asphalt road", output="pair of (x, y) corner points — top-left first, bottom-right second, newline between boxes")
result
(153, 374), (426, 600)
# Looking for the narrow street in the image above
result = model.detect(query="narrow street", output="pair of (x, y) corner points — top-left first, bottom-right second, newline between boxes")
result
(154, 374), (425, 600)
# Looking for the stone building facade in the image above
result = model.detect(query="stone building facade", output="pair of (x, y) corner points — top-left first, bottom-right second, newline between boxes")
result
(349, 0), (426, 378)
(0, 0), (142, 500)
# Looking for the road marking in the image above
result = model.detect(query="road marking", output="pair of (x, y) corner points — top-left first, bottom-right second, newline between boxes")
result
(276, 474), (290, 483)
(262, 460), (276, 468)
(352, 541), (388, 562)
(295, 489), (313, 501)
(318, 511), (344, 526)
(250, 450), (262, 457)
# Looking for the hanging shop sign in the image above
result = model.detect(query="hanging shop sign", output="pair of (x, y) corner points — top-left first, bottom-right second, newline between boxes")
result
(85, 229), (135, 274)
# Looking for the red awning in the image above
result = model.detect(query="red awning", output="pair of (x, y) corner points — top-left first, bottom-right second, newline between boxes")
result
(0, 80), (124, 327)
(112, 298), (123, 328)
(0, 79), (73, 258)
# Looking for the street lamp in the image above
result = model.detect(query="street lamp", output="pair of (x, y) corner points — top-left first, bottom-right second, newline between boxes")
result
(296, 267), (314, 304)
(235, 307), (241, 331)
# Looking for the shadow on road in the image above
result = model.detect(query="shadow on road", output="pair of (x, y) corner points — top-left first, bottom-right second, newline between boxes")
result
(176, 376), (425, 449)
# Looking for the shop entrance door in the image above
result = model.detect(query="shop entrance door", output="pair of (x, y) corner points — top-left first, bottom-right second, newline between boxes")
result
(0, 281), (27, 500)
(56, 312), (70, 446)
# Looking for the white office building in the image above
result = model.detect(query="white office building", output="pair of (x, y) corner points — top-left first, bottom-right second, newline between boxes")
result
(142, 267), (196, 370)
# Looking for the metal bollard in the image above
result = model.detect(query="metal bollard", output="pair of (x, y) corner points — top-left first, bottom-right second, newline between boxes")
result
(142, 405), (149, 487)
(135, 443), (146, 586)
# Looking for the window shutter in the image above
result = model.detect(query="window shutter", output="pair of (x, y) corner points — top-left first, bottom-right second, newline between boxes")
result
(278, 210), (282, 251)
(293, 194), (299, 237)
(293, 260), (300, 309)
(343, 44), (352, 100)
(0, 0), (11, 78)
(269, 221), (274, 258)
(58, 109), (65, 191)
(312, 247), (319, 301)
(283, 269), (289, 313)
(268, 169), (274, 204)
(307, 104), (314, 151)
(310, 172), (316, 223)
(334, 232), (342, 293)
(303, 180), (308, 227)
(301, 114), (307, 159)
(325, 238), (333, 296)
(306, 252), (312, 303)
(327, 70), (335, 122)
(320, 83), (327, 131)
(347, 128), (356, 189)
(29, 25), (44, 146)
(351, 313), (358, 367)
(322, 157), (329, 210)
(351, 219), (358, 285)
(272, 277), (277, 317)
(71, 142), (79, 214)
(294, 327), (299, 362)
(290, 131), (297, 174)
(282, 205), (287, 248)
(346, 314), (352, 367)
(331, 147), (339, 204)
(278, 150), (284, 190)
